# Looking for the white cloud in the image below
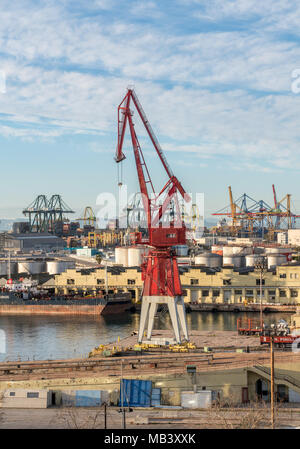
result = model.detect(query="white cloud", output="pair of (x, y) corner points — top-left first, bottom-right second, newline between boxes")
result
(0, 0), (298, 174)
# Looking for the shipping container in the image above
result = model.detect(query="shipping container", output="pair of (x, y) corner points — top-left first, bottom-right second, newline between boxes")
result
(120, 379), (152, 407)
(181, 391), (212, 409)
(151, 388), (161, 407)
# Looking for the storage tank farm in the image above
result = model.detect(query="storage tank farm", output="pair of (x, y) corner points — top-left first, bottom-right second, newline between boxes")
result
(195, 244), (293, 270)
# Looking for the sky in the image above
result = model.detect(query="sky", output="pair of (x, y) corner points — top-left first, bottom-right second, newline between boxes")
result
(1, 0), (300, 222)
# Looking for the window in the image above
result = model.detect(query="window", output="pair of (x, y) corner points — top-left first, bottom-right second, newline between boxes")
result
(291, 290), (298, 298)
(67, 279), (75, 285)
(234, 290), (242, 295)
(256, 289), (265, 296)
(27, 392), (39, 398)
(223, 279), (231, 285)
(190, 279), (199, 285)
(291, 273), (299, 279)
(246, 290), (253, 295)
(256, 279), (265, 286)
(279, 290), (286, 297)
(127, 279), (136, 285)
(268, 290), (276, 295)
(97, 279), (105, 285)
(9, 392), (15, 396)
(279, 274), (286, 279)
(202, 290), (209, 297)
(213, 290), (220, 297)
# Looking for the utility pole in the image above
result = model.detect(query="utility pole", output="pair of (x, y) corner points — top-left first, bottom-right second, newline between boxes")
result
(105, 261), (108, 296)
(104, 402), (107, 429)
(270, 335), (275, 429)
(121, 358), (126, 429)
(7, 249), (11, 280)
(255, 256), (267, 330)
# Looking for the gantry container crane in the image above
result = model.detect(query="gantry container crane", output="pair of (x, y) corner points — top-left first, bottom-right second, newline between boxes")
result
(115, 88), (190, 343)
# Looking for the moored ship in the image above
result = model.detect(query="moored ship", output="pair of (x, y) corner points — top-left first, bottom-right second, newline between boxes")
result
(0, 290), (133, 316)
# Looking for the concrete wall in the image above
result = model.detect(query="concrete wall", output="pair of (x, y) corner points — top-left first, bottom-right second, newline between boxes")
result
(1, 364), (300, 408)
(1, 389), (51, 408)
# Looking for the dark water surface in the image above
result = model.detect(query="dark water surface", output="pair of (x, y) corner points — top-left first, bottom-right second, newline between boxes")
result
(0, 311), (292, 362)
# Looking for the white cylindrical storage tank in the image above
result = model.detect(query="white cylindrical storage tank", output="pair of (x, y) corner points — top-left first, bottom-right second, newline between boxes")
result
(0, 261), (7, 276)
(174, 245), (188, 257)
(222, 246), (234, 257)
(2, 261), (18, 275)
(195, 253), (222, 268)
(267, 253), (286, 269)
(115, 247), (128, 266)
(18, 260), (45, 274)
(245, 254), (265, 267)
(265, 247), (284, 254)
(224, 246), (252, 256)
(277, 248), (292, 256)
(127, 246), (149, 267)
(223, 255), (243, 268)
(46, 260), (75, 275)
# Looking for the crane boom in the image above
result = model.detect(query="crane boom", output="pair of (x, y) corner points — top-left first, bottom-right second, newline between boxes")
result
(115, 88), (190, 245)
(114, 88), (190, 344)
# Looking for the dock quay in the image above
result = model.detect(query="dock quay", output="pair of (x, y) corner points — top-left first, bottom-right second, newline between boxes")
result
(188, 304), (297, 313)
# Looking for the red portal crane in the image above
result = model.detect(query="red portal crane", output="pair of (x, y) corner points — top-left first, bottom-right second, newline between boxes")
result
(115, 88), (190, 343)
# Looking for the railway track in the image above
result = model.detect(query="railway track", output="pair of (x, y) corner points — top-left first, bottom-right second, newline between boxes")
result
(1, 351), (298, 382)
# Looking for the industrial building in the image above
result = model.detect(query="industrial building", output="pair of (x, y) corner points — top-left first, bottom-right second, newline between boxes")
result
(288, 229), (300, 246)
(0, 232), (65, 251)
(53, 262), (300, 305)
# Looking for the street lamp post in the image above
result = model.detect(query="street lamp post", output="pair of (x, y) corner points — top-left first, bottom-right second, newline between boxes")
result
(255, 256), (267, 330)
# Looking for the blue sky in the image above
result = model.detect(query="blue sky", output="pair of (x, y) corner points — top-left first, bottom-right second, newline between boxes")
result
(1, 0), (300, 221)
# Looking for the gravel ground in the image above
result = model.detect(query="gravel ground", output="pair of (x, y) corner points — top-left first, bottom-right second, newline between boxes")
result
(105, 330), (260, 350)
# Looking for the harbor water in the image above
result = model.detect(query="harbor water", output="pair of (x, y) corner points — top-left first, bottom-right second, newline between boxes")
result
(0, 311), (292, 362)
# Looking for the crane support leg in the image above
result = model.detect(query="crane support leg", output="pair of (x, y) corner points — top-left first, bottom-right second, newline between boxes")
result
(175, 296), (189, 341)
(167, 299), (181, 343)
(147, 302), (157, 339)
(138, 299), (150, 342)
(138, 296), (189, 344)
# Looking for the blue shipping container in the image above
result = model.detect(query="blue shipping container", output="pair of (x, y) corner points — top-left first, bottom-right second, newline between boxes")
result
(75, 390), (102, 407)
(151, 388), (161, 407)
(120, 379), (152, 407)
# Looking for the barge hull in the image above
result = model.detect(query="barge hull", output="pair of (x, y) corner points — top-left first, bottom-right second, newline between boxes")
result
(0, 293), (132, 316)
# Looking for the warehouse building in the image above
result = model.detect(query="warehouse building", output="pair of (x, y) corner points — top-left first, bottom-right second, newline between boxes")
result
(53, 263), (300, 305)
(0, 232), (65, 251)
